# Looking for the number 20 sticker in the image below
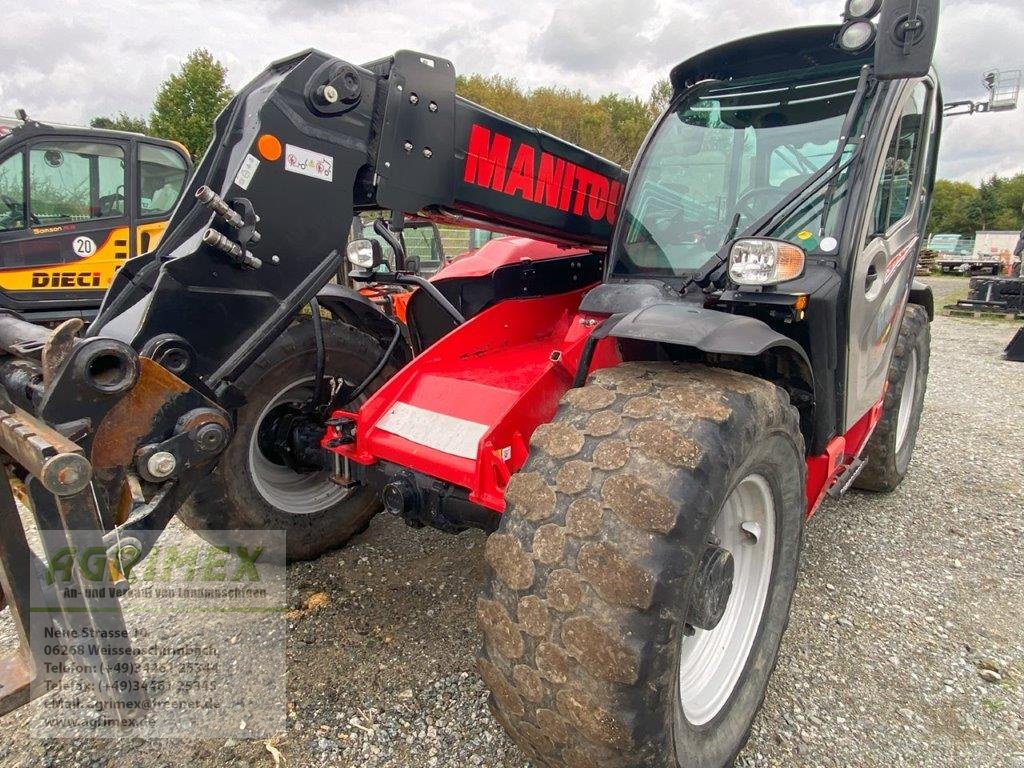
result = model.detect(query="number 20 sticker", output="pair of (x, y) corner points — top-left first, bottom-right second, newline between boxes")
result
(72, 236), (96, 257)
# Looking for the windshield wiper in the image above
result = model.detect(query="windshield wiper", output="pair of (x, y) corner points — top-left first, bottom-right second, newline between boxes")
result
(682, 65), (876, 292)
(817, 154), (857, 239)
(721, 212), (741, 250)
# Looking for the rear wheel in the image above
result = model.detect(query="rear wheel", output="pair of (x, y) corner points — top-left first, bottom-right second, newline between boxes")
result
(179, 319), (392, 561)
(477, 362), (805, 768)
(853, 304), (930, 492)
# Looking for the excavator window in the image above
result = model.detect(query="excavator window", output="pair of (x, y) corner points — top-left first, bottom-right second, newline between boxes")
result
(402, 224), (444, 275)
(138, 143), (188, 217)
(27, 141), (126, 224)
(0, 151), (25, 231)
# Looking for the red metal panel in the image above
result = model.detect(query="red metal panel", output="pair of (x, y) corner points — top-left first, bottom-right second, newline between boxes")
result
(805, 396), (884, 516)
(328, 286), (618, 510)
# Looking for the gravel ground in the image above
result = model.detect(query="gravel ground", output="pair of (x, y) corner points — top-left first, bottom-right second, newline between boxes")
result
(0, 307), (1021, 768)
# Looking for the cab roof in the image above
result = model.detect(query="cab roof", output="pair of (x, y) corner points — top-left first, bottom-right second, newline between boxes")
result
(670, 25), (873, 92)
(0, 118), (189, 161)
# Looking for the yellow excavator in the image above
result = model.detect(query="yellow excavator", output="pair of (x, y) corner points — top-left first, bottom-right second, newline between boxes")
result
(0, 113), (191, 323)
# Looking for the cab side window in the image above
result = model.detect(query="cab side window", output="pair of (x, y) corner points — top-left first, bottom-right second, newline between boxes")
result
(0, 152), (25, 232)
(139, 144), (188, 216)
(29, 141), (126, 224)
(404, 225), (443, 275)
(873, 83), (931, 234)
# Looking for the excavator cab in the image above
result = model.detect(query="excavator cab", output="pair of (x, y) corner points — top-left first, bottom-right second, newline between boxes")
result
(0, 118), (191, 323)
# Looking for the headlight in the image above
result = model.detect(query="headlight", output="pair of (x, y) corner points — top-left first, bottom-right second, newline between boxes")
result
(728, 238), (806, 286)
(346, 238), (379, 269)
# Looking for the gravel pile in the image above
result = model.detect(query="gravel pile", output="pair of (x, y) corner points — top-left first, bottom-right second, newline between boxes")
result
(1, 310), (1021, 767)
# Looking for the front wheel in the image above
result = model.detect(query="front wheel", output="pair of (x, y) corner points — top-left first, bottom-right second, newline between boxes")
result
(477, 362), (806, 768)
(179, 319), (393, 561)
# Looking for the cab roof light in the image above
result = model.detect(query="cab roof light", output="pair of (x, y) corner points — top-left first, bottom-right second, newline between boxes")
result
(844, 0), (883, 19)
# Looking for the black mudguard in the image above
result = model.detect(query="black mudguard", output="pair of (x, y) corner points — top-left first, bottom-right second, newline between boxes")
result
(609, 303), (812, 370)
(315, 283), (397, 341)
(908, 279), (934, 320)
(606, 303), (815, 442)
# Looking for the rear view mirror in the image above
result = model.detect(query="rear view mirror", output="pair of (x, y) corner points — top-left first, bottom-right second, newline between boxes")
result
(872, 0), (940, 80)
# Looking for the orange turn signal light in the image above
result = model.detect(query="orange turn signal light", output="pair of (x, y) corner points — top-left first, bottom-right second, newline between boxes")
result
(257, 133), (283, 162)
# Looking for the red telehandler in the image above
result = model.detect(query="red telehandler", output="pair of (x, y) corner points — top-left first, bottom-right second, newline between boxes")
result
(0, 1), (942, 765)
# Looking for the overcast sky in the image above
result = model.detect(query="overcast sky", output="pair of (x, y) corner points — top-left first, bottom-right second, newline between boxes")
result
(2, 0), (1020, 183)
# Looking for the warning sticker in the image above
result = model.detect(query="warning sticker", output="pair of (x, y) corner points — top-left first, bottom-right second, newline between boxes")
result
(284, 144), (333, 182)
(234, 153), (260, 190)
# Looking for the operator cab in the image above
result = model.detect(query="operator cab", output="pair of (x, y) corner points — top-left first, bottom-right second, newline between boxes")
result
(595, 23), (940, 454)
(0, 119), (192, 323)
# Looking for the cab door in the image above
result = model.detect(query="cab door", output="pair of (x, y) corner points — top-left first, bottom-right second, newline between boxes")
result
(133, 141), (190, 256)
(844, 79), (937, 428)
(0, 136), (130, 312)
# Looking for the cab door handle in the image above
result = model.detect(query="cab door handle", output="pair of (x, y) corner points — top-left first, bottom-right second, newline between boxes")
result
(864, 251), (886, 300)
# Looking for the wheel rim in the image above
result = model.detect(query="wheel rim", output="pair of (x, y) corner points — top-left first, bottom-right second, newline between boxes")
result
(247, 376), (353, 514)
(895, 347), (918, 454)
(678, 473), (776, 726)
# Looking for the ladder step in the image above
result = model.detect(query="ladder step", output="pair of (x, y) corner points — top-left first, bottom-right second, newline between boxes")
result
(828, 457), (866, 498)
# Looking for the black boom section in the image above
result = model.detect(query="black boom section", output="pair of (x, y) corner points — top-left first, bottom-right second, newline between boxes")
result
(90, 50), (372, 386)
(84, 49), (625, 392)
(450, 103), (626, 245)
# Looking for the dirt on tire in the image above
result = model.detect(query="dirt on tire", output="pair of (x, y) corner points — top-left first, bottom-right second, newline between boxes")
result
(477, 361), (806, 768)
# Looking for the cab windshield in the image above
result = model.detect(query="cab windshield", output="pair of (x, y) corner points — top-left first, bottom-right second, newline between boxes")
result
(611, 67), (864, 277)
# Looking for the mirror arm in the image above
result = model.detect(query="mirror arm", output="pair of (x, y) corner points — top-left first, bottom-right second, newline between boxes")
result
(374, 217), (406, 270)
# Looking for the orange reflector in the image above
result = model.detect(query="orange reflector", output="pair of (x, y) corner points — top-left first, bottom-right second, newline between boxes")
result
(257, 134), (282, 161)
(794, 295), (809, 312)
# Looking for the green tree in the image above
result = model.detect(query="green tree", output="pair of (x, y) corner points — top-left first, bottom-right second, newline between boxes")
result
(89, 113), (149, 134)
(926, 179), (979, 235)
(149, 49), (233, 158)
(992, 172), (1024, 230)
(649, 79), (673, 115)
(926, 173), (1024, 237)
(455, 74), (662, 167)
(967, 175), (1004, 231)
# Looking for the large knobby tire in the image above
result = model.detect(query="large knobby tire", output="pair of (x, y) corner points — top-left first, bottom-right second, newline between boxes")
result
(179, 319), (389, 561)
(477, 362), (806, 768)
(853, 304), (930, 492)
